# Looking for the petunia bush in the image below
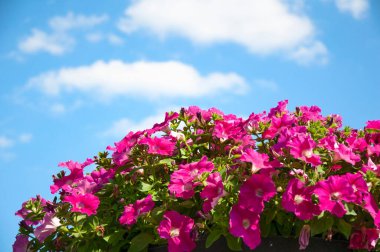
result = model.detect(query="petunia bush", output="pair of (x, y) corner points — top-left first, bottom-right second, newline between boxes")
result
(13, 100), (380, 251)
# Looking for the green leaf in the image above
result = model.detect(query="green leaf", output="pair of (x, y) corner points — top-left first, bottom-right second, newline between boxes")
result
(225, 234), (242, 251)
(159, 158), (175, 166)
(206, 229), (223, 248)
(310, 214), (334, 236)
(103, 230), (126, 245)
(128, 232), (154, 252)
(138, 182), (153, 192)
(337, 219), (351, 239)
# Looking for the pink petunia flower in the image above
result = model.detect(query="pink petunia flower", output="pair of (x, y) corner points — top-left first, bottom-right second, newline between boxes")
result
(298, 105), (323, 123)
(157, 211), (196, 252)
(263, 114), (295, 139)
(15, 196), (48, 226)
(366, 120), (380, 131)
(240, 149), (281, 174)
(229, 204), (261, 250)
(362, 158), (380, 176)
(168, 169), (199, 199)
(139, 137), (176, 156)
(200, 172), (225, 213)
(287, 134), (321, 166)
(238, 174), (276, 212)
(349, 228), (380, 251)
(342, 173), (368, 205)
(333, 143), (360, 165)
(63, 193), (100, 216)
(282, 179), (321, 220)
(268, 100), (289, 118)
(314, 175), (356, 217)
(180, 156), (214, 179)
(12, 234), (29, 252)
(119, 194), (155, 226)
(34, 213), (61, 242)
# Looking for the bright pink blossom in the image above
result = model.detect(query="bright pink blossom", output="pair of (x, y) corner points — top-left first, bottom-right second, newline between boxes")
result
(366, 120), (380, 131)
(240, 149), (281, 173)
(180, 156), (214, 178)
(263, 114), (295, 139)
(362, 158), (380, 176)
(287, 134), (321, 166)
(168, 169), (198, 199)
(12, 234), (29, 252)
(298, 105), (323, 123)
(119, 195), (155, 226)
(111, 131), (144, 166)
(34, 213), (61, 242)
(229, 204), (261, 250)
(15, 196), (48, 226)
(157, 211), (196, 252)
(282, 179), (321, 220)
(268, 100), (289, 118)
(63, 193), (100, 216)
(333, 143), (360, 165)
(342, 173), (368, 204)
(139, 137), (176, 156)
(349, 228), (380, 250)
(238, 174), (276, 212)
(314, 175), (356, 217)
(200, 172), (225, 213)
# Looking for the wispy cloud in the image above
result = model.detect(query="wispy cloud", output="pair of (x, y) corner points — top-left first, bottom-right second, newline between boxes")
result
(118, 0), (328, 65)
(254, 79), (279, 92)
(26, 60), (248, 100)
(334, 0), (369, 19)
(18, 12), (109, 55)
(85, 32), (124, 45)
(0, 133), (33, 162)
(0, 136), (14, 148)
(288, 41), (329, 65)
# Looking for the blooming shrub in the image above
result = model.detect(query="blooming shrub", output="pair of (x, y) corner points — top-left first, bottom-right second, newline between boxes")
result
(13, 101), (380, 251)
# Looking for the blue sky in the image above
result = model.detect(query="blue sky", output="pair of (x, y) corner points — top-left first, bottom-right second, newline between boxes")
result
(0, 0), (379, 249)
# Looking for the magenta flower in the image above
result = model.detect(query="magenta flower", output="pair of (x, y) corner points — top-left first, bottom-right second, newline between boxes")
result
(333, 143), (360, 165)
(240, 149), (281, 173)
(119, 194), (155, 226)
(342, 173), (368, 204)
(12, 234), (29, 252)
(268, 100), (289, 118)
(299, 105), (323, 123)
(111, 131), (144, 166)
(168, 169), (199, 199)
(366, 120), (380, 131)
(50, 159), (93, 194)
(139, 137), (176, 156)
(282, 179), (321, 220)
(63, 193), (100, 216)
(229, 204), (261, 250)
(287, 134), (321, 166)
(314, 175), (356, 217)
(200, 172), (225, 213)
(157, 211), (196, 252)
(15, 196), (48, 226)
(263, 114), (295, 139)
(238, 174), (276, 212)
(34, 213), (61, 242)
(349, 228), (380, 250)
(362, 158), (380, 176)
(180, 156), (214, 178)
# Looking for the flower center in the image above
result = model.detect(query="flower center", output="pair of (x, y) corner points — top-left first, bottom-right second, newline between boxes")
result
(242, 219), (250, 229)
(294, 194), (304, 205)
(302, 149), (313, 158)
(170, 228), (180, 238)
(183, 182), (193, 191)
(255, 188), (263, 197)
(76, 202), (84, 209)
(331, 192), (341, 201)
(251, 164), (259, 173)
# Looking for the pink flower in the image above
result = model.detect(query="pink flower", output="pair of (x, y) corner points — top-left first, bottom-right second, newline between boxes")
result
(314, 175), (356, 217)
(147, 112), (179, 135)
(349, 228), (380, 250)
(366, 120), (380, 131)
(263, 114), (295, 139)
(268, 100), (289, 118)
(157, 211), (196, 252)
(139, 137), (176, 156)
(12, 234), (29, 252)
(168, 169), (198, 199)
(200, 172), (225, 213)
(282, 179), (321, 220)
(333, 143), (360, 165)
(298, 225), (311, 250)
(15, 196), (47, 226)
(180, 156), (214, 178)
(298, 105), (323, 122)
(362, 158), (380, 176)
(238, 174), (276, 212)
(112, 131), (144, 166)
(119, 195), (155, 226)
(287, 134), (321, 166)
(63, 193), (100, 216)
(34, 213), (61, 242)
(342, 173), (368, 204)
(229, 204), (261, 250)
(240, 149), (281, 173)
(50, 159), (93, 194)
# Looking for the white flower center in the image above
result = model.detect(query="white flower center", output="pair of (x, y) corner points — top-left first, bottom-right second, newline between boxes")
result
(302, 149), (313, 158)
(331, 192), (341, 201)
(242, 219), (250, 229)
(170, 228), (180, 237)
(294, 195), (304, 205)
(183, 182), (193, 191)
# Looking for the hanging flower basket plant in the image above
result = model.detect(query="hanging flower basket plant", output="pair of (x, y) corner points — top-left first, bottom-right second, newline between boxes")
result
(13, 101), (380, 252)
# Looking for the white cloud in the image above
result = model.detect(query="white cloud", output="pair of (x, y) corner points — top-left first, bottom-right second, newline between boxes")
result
(335, 0), (369, 19)
(254, 79), (279, 92)
(27, 60), (247, 99)
(288, 41), (328, 65)
(0, 136), (14, 148)
(118, 0), (327, 64)
(107, 34), (124, 45)
(48, 12), (108, 31)
(19, 29), (74, 55)
(18, 133), (33, 143)
(85, 32), (124, 45)
(103, 106), (180, 139)
(18, 12), (108, 55)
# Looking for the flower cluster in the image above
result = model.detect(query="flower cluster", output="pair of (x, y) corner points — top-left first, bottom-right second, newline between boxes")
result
(14, 101), (380, 251)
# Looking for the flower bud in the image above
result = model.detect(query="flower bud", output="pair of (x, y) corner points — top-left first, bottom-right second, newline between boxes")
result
(299, 224), (311, 250)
